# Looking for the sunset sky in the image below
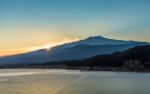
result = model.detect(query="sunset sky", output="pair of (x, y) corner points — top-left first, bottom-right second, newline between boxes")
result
(0, 0), (150, 56)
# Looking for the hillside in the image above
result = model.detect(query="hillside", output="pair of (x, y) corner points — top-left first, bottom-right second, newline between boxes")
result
(1, 45), (150, 72)
(46, 45), (150, 71)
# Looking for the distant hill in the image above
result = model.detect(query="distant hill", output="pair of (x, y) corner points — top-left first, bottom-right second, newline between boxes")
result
(84, 45), (150, 67)
(0, 36), (149, 65)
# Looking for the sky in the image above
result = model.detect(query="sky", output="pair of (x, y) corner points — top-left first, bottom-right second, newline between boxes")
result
(0, 0), (150, 56)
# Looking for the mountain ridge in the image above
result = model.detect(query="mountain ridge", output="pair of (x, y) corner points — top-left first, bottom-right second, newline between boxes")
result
(0, 36), (149, 65)
(50, 36), (147, 51)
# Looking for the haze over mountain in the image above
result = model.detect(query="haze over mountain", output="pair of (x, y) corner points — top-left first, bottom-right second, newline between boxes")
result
(0, 36), (149, 65)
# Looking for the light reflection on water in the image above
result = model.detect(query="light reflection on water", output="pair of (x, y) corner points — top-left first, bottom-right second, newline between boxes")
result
(0, 69), (150, 94)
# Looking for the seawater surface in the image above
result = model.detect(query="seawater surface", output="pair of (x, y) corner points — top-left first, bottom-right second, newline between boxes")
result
(0, 69), (150, 94)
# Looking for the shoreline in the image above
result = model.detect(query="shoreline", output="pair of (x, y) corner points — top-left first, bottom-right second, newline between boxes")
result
(0, 68), (150, 73)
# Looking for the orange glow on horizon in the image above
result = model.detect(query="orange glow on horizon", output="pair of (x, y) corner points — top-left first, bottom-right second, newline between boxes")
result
(0, 49), (30, 57)
(0, 38), (80, 57)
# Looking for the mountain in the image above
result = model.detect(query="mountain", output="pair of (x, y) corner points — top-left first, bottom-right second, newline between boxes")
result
(2, 45), (150, 71)
(50, 36), (141, 50)
(44, 45), (150, 71)
(0, 36), (149, 65)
